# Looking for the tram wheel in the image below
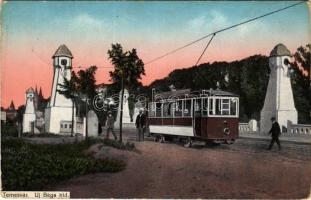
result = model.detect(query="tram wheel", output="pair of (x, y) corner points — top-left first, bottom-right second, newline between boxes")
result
(154, 135), (160, 142)
(224, 139), (235, 145)
(206, 140), (220, 146)
(160, 135), (165, 143)
(184, 137), (193, 148)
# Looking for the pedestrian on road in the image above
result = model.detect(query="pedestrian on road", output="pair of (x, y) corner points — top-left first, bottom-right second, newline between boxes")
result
(267, 117), (281, 150)
(135, 109), (146, 142)
(98, 122), (103, 136)
(106, 111), (117, 140)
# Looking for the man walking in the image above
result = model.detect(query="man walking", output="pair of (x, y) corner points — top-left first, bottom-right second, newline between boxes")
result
(267, 117), (281, 150)
(135, 109), (146, 142)
(106, 111), (117, 140)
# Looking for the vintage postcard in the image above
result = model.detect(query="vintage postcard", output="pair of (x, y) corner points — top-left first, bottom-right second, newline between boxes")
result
(1, 0), (310, 199)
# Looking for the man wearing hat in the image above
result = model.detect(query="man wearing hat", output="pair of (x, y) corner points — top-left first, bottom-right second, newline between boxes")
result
(267, 117), (281, 150)
(106, 111), (117, 140)
(135, 108), (146, 142)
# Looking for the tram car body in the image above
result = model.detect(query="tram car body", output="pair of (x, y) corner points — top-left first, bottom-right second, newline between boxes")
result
(147, 89), (239, 143)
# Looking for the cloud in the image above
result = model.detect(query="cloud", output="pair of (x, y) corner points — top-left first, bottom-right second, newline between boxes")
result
(187, 10), (267, 38)
(187, 10), (230, 34)
(236, 20), (266, 37)
(70, 13), (109, 33)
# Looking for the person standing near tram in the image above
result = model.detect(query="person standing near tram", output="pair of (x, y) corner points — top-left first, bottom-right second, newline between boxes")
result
(135, 108), (146, 142)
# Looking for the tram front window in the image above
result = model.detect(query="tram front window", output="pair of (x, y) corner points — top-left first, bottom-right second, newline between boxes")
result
(175, 101), (183, 117)
(202, 98), (208, 116)
(222, 99), (230, 115)
(208, 97), (238, 117)
(183, 99), (191, 117)
(215, 99), (221, 115)
(230, 98), (237, 115)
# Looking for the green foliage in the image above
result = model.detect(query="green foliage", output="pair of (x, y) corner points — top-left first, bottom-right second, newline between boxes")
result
(58, 71), (80, 100)
(76, 66), (98, 100)
(108, 43), (145, 89)
(147, 44), (311, 123)
(148, 55), (269, 122)
(1, 122), (18, 137)
(57, 66), (98, 136)
(57, 66), (98, 107)
(22, 132), (62, 138)
(291, 44), (311, 123)
(1, 138), (126, 191)
(102, 138), (135, 151)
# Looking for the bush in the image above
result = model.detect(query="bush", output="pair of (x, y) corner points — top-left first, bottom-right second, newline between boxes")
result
(22, 132), (63, 138)
(1, 123), (18, 137)
(91, 138), (135, 151)
(1, 138), (126, 191)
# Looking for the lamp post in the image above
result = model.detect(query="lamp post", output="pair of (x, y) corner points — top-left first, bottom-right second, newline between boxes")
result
(119, 70), (125, 143)
(152, 88), (155, 102)
(82, 95), (89, 140)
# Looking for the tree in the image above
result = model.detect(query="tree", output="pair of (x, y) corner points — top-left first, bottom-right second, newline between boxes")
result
(17, 105), (25, 138)
(77, 66), (97, 140)
(58, 66), (97, 138)
(291, 44), (311, 123)
(108, 43), (145, 142)
(58, 71), (79, 137)
(77, 66), (97, 101)
(147, 54), (270, 122)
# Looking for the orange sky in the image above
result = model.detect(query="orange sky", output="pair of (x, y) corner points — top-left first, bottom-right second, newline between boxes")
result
(1, 1), (309, 108)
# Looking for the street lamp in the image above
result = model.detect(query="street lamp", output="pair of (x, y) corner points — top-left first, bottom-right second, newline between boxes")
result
(119, 70), (125, 143)
(81, 94), (90, 140)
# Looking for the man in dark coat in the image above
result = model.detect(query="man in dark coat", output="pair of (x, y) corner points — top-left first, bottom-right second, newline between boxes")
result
(267, 117), (281, 150)
(106, 111), (117, 140)
(135, 109), (146, 142)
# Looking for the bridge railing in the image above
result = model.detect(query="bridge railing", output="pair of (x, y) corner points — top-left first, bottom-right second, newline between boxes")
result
(287, 121), (311, 135)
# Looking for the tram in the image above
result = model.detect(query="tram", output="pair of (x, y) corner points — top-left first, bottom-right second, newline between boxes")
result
(147, 89), (239, 146)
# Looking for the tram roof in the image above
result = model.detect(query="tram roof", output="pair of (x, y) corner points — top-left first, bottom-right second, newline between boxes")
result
(154, 89), (238, 100)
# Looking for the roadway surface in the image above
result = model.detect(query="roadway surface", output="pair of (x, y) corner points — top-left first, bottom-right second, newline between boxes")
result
(50, 132), (311, 198)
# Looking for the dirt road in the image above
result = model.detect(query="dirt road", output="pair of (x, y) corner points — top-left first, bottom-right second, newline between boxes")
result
(51, 135), (311, 198)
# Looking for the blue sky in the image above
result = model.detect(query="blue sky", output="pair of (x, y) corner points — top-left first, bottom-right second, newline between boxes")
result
(1, 1), (310, 107)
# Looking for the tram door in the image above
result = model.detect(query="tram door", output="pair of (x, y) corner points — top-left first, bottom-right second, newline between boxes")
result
(193, 98), (202, 136)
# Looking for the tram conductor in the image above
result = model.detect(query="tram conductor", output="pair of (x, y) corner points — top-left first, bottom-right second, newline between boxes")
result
(136, 109), (146, 142)
(267, 117), (281, 150)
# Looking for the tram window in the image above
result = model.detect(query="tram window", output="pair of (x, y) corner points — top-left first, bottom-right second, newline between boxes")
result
(208, 97), (238, 116)
(155, 103), (162, 117)
(202, 98), (208, 116)
(183, 99), (191, 117)
(194, 99), (202, 112)
(148, 103), (156, 117)
(222, 99), (230, 115)
(215, 99), (221, 115)
(175, 101), (183, 117)
(163, 102), (173, 117)
(169, 103), (174, 117)
(209, 98), (213, 115)
(222, 110), (230, 115)
(230, 99), (237, 115)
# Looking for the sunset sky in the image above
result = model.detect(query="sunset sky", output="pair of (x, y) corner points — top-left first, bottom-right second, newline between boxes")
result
(1, 1), (310, 108)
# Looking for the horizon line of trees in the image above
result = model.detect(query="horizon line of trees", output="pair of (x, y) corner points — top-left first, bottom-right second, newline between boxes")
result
(10, 43), (311, 135)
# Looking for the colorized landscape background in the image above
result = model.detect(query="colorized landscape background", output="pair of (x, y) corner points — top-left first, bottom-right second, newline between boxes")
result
(1, 1), (310, 107)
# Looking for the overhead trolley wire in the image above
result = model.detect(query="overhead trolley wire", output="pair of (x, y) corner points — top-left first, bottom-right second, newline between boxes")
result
(195, 33), (216, 66)
(144, 1), (306, 66)
(72, 66), (113, 69)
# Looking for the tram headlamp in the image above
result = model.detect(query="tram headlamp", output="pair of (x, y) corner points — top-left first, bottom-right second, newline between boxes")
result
(224, 128), (230, 135)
